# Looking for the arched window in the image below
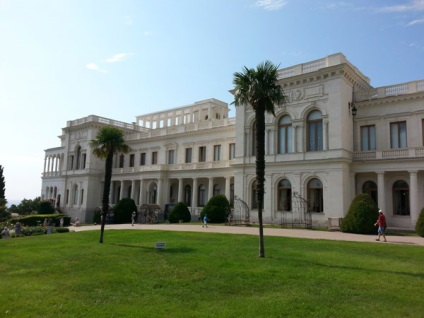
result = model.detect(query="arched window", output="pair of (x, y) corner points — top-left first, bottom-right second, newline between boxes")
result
(184, 185), (191, 206)
(251, 121), (256, 156)
(307, 178), (323, 212)
(307, 110), (323, 151)
(278, 115), (293, 154)
(278, 179), (292, 211)
(213, 184), (221, 196)
(251, 180), (258, 209)
(393, 180), (410, 215)
(198, 184), (206, 207)
(362, 181), (378, 205)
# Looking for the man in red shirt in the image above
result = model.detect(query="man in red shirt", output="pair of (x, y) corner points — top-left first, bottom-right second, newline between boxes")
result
(374, 209), (387, 242)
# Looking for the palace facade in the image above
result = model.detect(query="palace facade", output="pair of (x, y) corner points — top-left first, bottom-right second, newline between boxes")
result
(41, 53), (424, 229)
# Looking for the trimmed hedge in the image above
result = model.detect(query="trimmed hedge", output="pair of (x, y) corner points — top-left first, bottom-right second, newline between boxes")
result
(113, 198), (137, 224)
(8, 214), (71, 227)
(168, 202), (191, 223)
(415, 207), (424, 237)
(340, 193), (379, 234)
(200, 195), (230, 223)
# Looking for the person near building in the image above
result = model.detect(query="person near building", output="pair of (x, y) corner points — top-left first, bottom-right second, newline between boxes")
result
(374, 209), (387, 242)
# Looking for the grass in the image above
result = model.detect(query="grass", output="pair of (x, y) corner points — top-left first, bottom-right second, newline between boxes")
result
(1, 229), (424, 318)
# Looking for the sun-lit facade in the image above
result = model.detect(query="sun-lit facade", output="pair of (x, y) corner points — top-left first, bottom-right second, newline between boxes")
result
(41, 53), (424, 229)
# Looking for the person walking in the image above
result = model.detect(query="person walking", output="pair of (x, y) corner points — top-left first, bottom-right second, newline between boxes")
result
(374, 209), (387, 242)
(131, 211), (136, 226)
(202, 214), (208, 228)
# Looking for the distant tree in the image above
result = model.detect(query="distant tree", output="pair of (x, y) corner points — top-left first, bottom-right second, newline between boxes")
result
(37, 201), (56, 214)
(0, 198), (10, 221)
(90, 126), (131, 243)
(0, 165), (5, 200)
(16, 197), (42, 215)
(232, 60), (287, 258)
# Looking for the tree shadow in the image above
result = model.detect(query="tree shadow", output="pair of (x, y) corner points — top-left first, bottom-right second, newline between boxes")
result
(111, 243), (193, 253)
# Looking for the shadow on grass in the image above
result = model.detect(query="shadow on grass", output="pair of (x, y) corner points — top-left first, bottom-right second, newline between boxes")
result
(111, 243), (194, 253)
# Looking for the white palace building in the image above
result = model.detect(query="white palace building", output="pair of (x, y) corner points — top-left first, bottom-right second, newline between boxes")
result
(41, 53), (424, 230)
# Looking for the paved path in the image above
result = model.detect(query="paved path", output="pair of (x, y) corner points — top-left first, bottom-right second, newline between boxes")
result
(69, 223), (424, 246)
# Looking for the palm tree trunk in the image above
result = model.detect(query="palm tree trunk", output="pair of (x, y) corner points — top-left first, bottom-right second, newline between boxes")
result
(99, 151), (114, 243)
(255, 109), (266, 258)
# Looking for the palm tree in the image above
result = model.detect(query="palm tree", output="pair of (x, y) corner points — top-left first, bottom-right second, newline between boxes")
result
(90, 126), (131, 243)
(232, 60), (286, 258)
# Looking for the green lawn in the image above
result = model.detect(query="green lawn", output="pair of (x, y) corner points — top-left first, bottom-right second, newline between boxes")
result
(1, 230), (423, 318)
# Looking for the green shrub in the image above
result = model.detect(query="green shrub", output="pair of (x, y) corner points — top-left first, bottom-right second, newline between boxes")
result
(113, 198), (137, 224)
(55, 227), (70, 233)
(93, 207), (102, 224)
(37, 201), (55, 214)
(415, 207), (424, 237)
(200, 195), (230, 223)
(340, 193), (379, 234)
(8, 215), (71, 227)
(168, 202), (191, 223)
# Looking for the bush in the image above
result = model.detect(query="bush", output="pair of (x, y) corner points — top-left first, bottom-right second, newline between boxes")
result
(415, 207), (424, 237)
(168, 202), (191, 223)
(200, 195), (230, 223)
(340, 193), (379, 234)
(113, 198), (137, 224)
(93, 207), (102, 224)
(8, 215), (71, 227)
(37, 201), (55, 214)
(55, 227), (70, 233)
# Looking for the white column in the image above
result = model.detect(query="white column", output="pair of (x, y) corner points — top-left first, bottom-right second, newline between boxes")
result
(178, 178), (184, 203)
(208, 178), (214, 201)
(350, 172), (356, 201)
(225, 176), (231, 201)
(119, 180), (124, 200)
(409, 171), (419, 226)
(192, 178), (198, 212)
(130, 180), (135, 200)
(43, 156), (47, 174)
(139, 179), (144, 205)
(157, 179), (163, 206)
(377, 172), (385, 212)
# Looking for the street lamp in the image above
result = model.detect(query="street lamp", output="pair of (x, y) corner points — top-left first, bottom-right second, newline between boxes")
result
(348, 102), (357, 116)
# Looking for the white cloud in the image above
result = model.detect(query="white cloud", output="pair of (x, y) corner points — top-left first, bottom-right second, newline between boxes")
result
(105, 53), (133, 63)
(407, 17), (424, 25)
(85, 63), (107, 74)
(379, 0), (424, 12)
(255, 0), (287, 11)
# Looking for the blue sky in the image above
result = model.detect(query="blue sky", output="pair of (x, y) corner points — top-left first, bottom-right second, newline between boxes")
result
(1, 0), (423, 203)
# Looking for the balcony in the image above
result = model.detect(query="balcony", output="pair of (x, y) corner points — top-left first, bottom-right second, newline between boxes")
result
(353, 147), (424, 160)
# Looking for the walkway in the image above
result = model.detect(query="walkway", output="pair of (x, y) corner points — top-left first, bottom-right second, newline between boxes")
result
(69, 223), (424, 246)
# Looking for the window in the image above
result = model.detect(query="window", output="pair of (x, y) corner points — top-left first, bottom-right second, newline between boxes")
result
(390, 121), (407, 148)
(69, 155), (74, 170)
(362, 181), (378, 205)
(251, 122), (256, 156)
(278, 115), (293, 153)
(82, 153), (86, 169)
(251, 180), (258, 209)
(66, 189), (69, 204)
(73, 185), (78, 205)
(199, 146), (206, 162)
(229, 143), (235, 160)
(198, 184), (206, 207)
(184, 185), (191, 206)
(307, 178), (323, 212)
(76, 146), (81, 169)
(168, 150), (175, 164)
(152, 151), (158, 164)
(129, 154), (135, 167)
(278, 179), (292, 211)
(393, 180), (410, 215)
(80, 189), (84, 204)
(361, 125), (376, 151)
(140, 153), (146, 165)
(213, 145), (221, 161)
(307, 110), (323, 151)
(119, 154), (124, 168)
(213, 184), (221, 196)
(230, 183), (234, 207)
(185, 148), (192, 163)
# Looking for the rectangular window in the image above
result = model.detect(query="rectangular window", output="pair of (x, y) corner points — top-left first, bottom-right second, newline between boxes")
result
(308, 121), (323, 151)
(229, 143), (235, 160)
(199, 146), (206, 162)
(68, 155), (74, 170)
(213, 145), (221, 161)
(360, 125), (376, 151)
(140, 153), (146, 165)
(390, 121), (407, 149)
(185, 148), (192, 163)
(168, 150), (175, 164)
(129, 154), (135, 167)
(82, 154), (86, 169)
(80, 189), (84, 204)
(119, 155), (124, 168)
(152, 151), (158, 164)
